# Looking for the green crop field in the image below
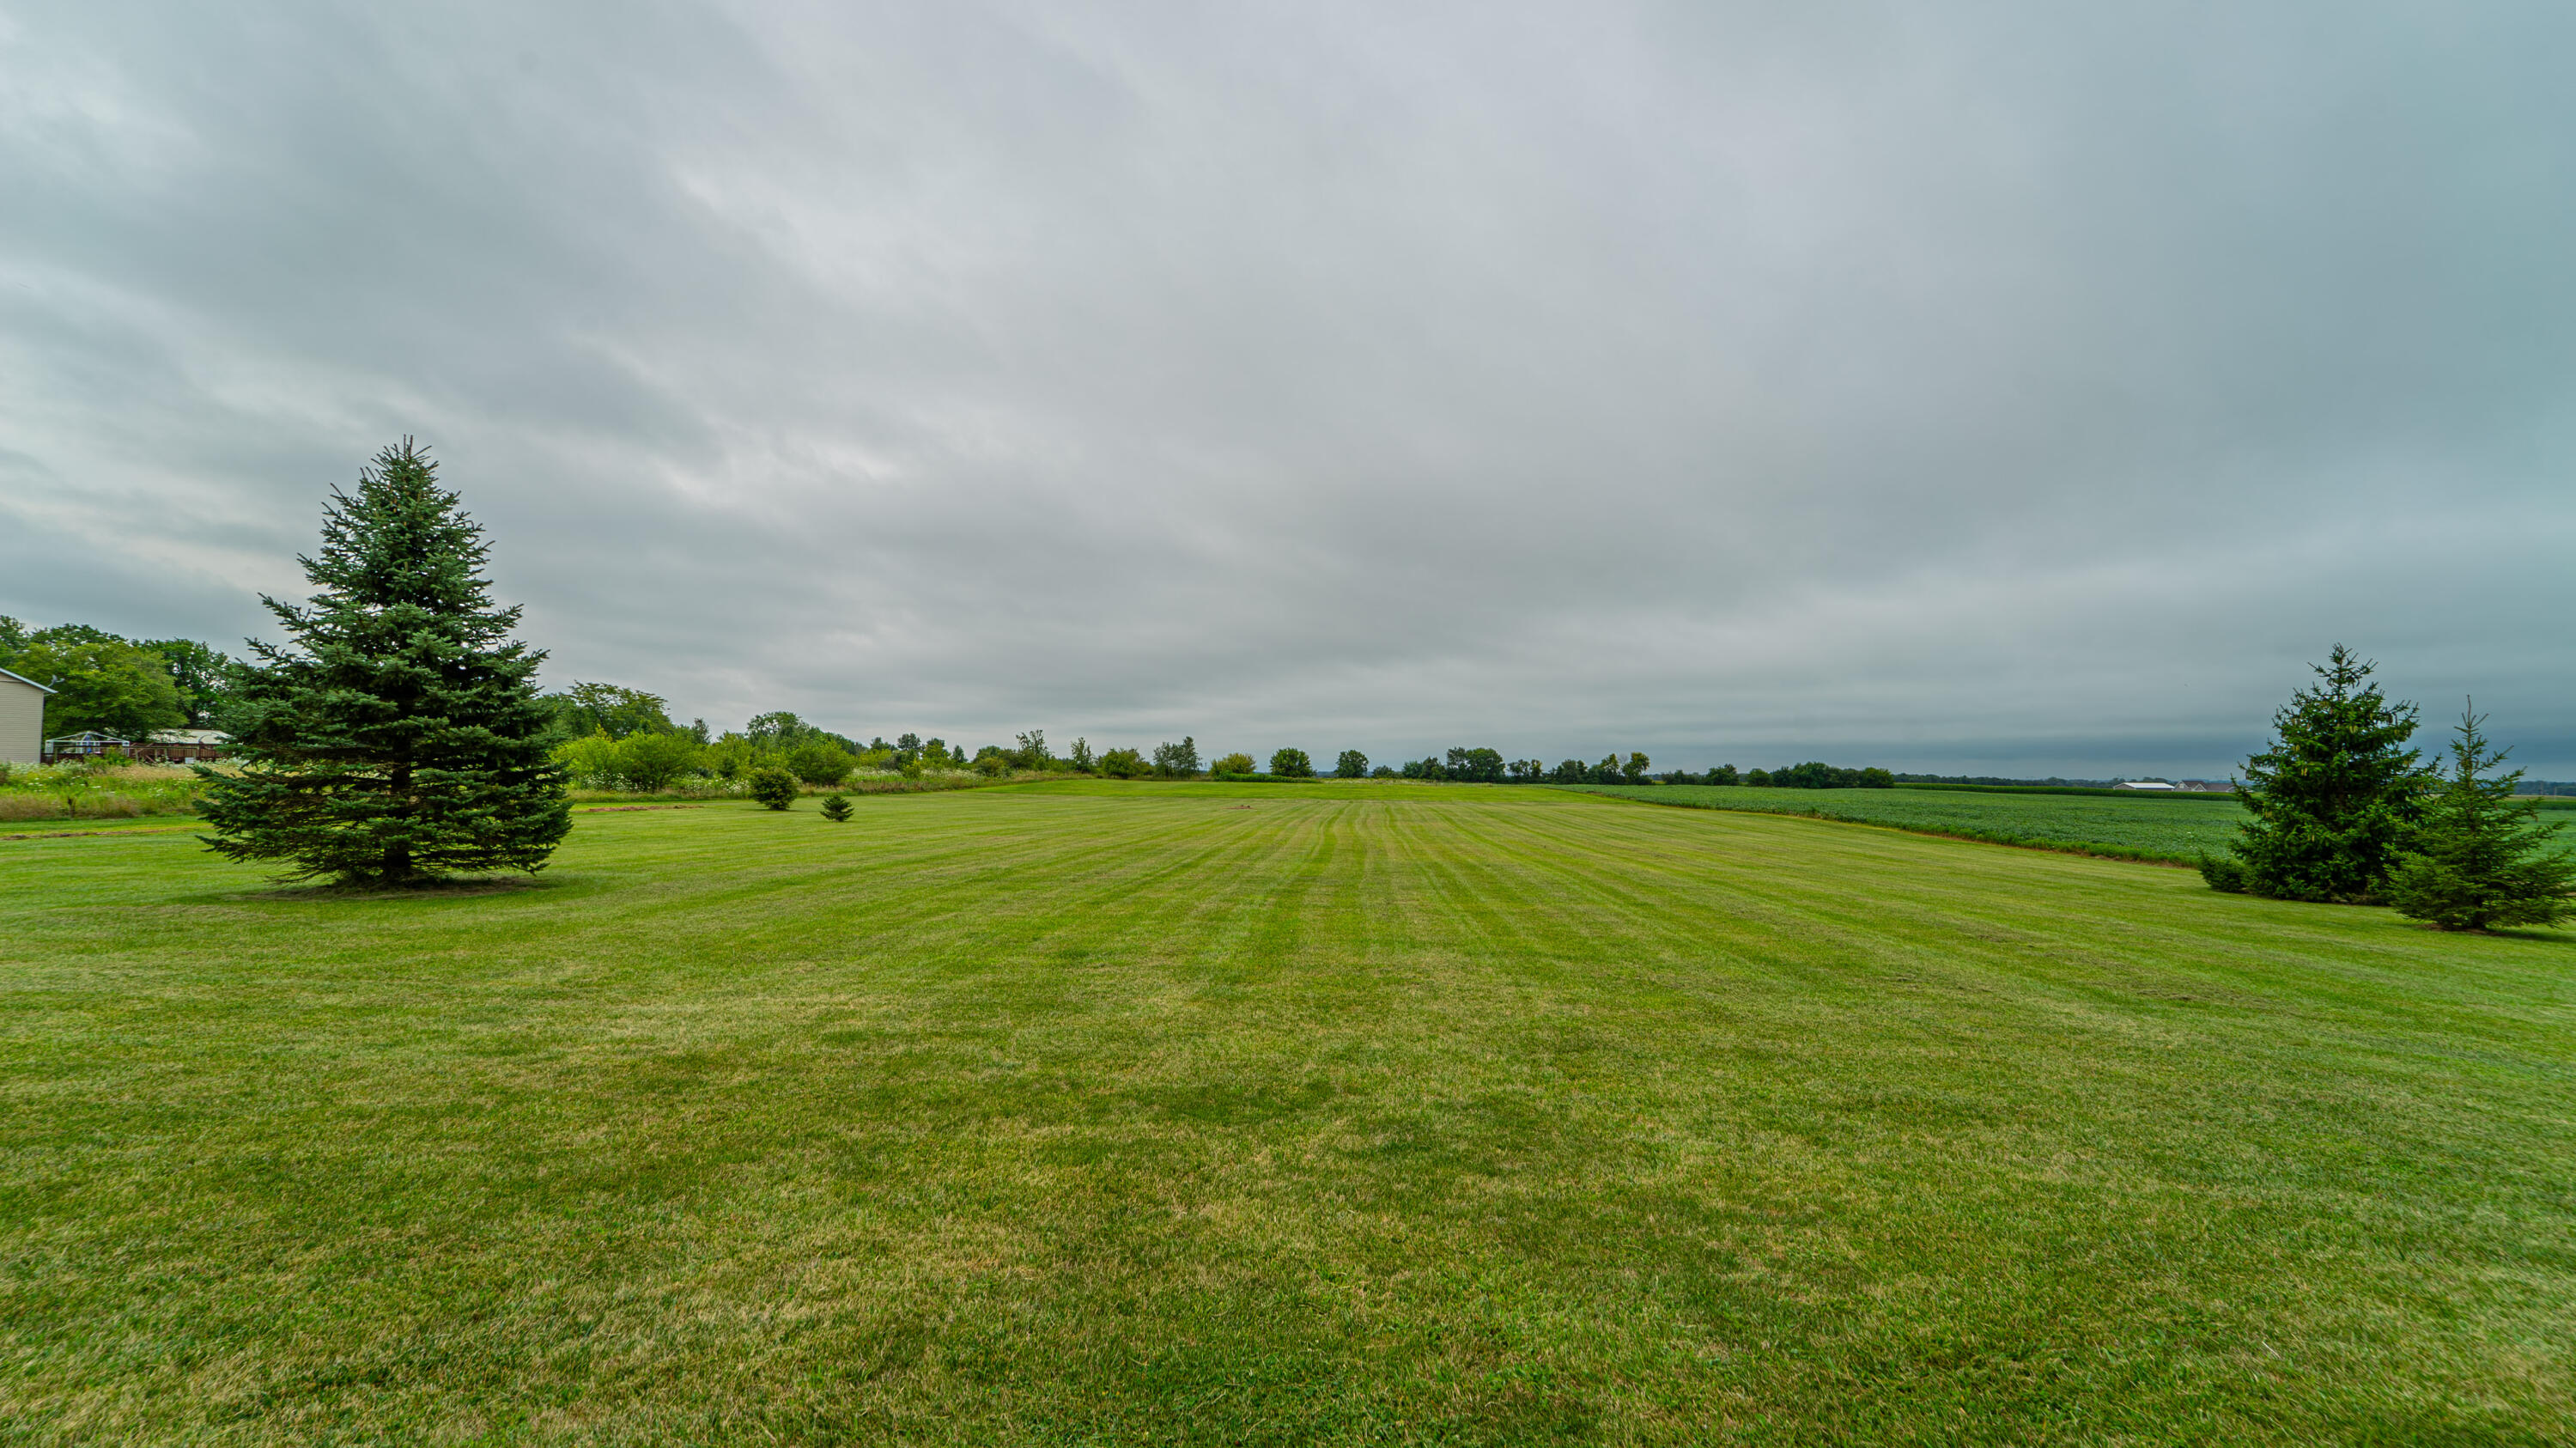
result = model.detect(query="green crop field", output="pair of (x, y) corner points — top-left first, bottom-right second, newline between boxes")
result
(6, 781), (2573, 1444)
(1564, 782), (2576, 865)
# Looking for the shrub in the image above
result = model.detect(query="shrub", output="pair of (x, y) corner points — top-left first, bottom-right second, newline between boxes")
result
(1212, 752), (1257, 776)
(748, 767), (799, 810)
(1270, 747), (1314, 778)
(819, 793), (853, 822)
(974, 753), (1008, 776)
(2196, 852), (2250, 893)
(1098, 748), (1149, 779)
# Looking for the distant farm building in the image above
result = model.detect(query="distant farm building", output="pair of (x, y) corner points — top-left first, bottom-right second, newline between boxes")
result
(2113, 781), (2178, 791)
(0, 666), (51, 764)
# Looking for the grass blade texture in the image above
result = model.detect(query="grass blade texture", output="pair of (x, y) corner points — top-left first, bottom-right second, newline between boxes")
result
(3, 781), (2571, 1444)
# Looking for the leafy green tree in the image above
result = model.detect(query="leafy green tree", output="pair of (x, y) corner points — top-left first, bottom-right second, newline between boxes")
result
(0, 615), (27, 663)
(10, 631), (187, 742)
(1099, 747), (1149, 778)
(787, 737), (855, 786)
(1593, 754), (1621, 784)
(1445, 746), (1504, 782)
(1152, 737), (1200, 778)
(1014, 730), (1051, 769)
(974, 752), (1009, 776)
(1551, 759), (1585, 783)
(819, 793), (853, 823)
(1270, 747), (1314, 777)
(550, 682), (673, 739)
(2211, 646), (2432, 903)
(196, 440), (569, 883)
(745, 712), (810, 746)
(135, 638), (236, 728)
(1370, 765), (1396, 778)
(1069, 737), (1097, 773)
(1708, 764), (1740, 786)
(1336, 749), (1369, 779)
(2384, 704), (2575, 930)
(1621, 752), (1650, 784)
(1211, 751), (1257, 776)
(615, 731), (702, 792)
(748, 766), (799, 809)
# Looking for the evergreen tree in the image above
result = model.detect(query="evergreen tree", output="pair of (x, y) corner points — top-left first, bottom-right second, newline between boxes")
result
(819, 793), (854, 823)
(197, 441), (570, 884)
(2210, 645), (2431, 903)
(2385, 704), (2575, 931)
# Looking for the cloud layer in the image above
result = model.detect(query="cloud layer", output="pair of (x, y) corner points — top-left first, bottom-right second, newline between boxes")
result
(6, 2), (2572, 773)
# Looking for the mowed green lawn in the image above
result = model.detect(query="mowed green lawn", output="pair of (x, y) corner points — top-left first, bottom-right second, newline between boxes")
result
(1561, 785), (2255, 861)
(4, 782), (2572, 1445)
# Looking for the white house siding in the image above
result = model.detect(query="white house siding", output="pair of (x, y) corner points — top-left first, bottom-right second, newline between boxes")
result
(0, 672), (46, 764)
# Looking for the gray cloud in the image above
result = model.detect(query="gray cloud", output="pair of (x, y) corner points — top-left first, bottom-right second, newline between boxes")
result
(5, 1), (2572, 775)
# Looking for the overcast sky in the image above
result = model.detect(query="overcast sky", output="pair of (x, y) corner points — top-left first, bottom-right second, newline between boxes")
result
(5, 3), (2571, 776)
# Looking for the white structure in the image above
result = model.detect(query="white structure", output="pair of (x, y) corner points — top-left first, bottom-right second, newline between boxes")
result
(0, 666), (51, 764)
(2112, 780), (2178, 791)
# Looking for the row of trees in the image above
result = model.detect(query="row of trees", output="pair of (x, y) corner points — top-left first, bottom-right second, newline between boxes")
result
(2201, 648), (2571, 931)
(0, 618), (233, 740)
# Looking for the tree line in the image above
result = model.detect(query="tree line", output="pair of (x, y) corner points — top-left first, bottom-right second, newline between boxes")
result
(0, 618), (234, 741)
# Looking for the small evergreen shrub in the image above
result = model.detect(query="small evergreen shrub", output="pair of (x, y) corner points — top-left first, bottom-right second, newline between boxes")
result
(2196, 852), (2249, 893)
(819, 793), (852, 822)
(748, 767), (799, 810)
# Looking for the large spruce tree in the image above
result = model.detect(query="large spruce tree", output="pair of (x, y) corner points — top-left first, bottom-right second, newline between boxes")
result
(2206, 645), (2431, 903)
(198, 441), (569, 884)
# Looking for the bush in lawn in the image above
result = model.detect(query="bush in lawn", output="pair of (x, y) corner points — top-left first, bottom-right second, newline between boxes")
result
(1270, 747), (1314, 778)
(787, 738), (854, 787)
(1098, 748), (1149, 779)
(819, 793), (853, 823)
(1336, 750), (1368, 779)
(197, 440), (569, 885)
(748, 767), (799, 810)
(1211, 752), (1256, 777)
(2215, 646), (2433, 903)
(2384, 704), (2575, 930)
